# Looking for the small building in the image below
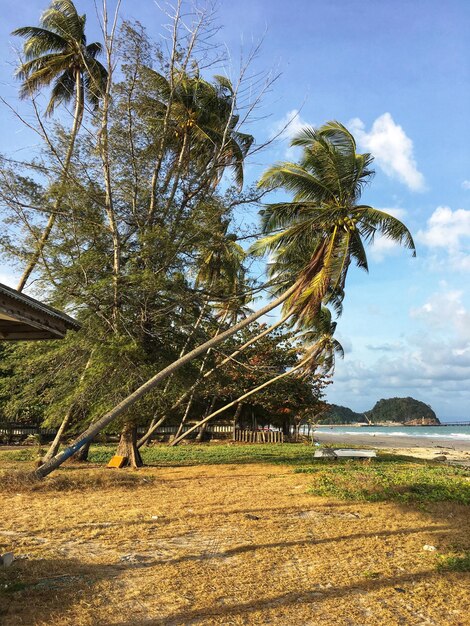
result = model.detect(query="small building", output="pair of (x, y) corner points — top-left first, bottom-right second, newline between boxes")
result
(0, 282), (80, 340)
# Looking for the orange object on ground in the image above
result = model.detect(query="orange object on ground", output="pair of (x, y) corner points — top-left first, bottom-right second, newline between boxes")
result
(107, 455), (127, 468)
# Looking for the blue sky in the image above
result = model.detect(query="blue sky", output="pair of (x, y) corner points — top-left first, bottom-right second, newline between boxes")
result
(1, 0), (470, 419)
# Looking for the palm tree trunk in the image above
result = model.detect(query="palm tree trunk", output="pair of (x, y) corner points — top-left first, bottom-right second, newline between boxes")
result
(17, 71), (84, 292)
(32, 282), (297, 478)
(169, 358), (309, 447)
(173, 388), (195, 441)
(39, 350), (94, 465)
(136, 311), (291, 448)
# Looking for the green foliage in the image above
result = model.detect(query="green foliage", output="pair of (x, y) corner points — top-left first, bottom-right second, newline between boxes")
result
(252, 122), (415, 326)
(320, 404), (364, 424)
(437, 553), (470, 572)
(295, 460), (470, 503)
(12, 0), (107, 113)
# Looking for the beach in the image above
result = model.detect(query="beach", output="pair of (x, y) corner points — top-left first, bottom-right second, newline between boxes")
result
(313, 427), (470, 466)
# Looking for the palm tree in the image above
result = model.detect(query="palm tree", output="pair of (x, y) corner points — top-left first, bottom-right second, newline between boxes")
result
(252, 121), (415, 325)
(13, 0), (107, 291)
(145, 68), (254, 222)
(296, 306), (344, 376)
(32, 121), (415, 479)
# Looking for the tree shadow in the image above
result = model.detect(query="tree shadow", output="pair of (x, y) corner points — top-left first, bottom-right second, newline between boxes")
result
(101, 569), (437, 626)
(0, 557), (119, 625)
(156, 524), (451, 567)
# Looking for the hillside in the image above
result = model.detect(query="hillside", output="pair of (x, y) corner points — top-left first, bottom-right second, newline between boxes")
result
(320, 397), (440, 425)
(366, 397), (440, 425)
(320, 404), (365, 424)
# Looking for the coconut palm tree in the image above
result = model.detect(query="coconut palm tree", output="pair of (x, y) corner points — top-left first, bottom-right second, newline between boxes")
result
(144, 69), (253, 193)
(13, 0), (107, 291)
(252, 121), (415, 325)
(296, 306), (344, 377)
(32, 121), (415, 479)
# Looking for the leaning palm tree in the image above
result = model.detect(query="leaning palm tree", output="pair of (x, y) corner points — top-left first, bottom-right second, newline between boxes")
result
(33, 121), (415, 479)
(296, 307), (344, 376)
(13, 0), (107, 291)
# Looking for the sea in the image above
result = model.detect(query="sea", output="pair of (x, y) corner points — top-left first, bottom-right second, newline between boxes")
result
(312, 423), (470, 443)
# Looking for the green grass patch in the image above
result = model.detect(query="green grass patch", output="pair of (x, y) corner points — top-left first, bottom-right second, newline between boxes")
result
(437, 552), (470, 572)
(295, 460), (470, 504)
(0, 443), (318, 467)
(0, 448), (38, 462)
(91, 443), (317, 466)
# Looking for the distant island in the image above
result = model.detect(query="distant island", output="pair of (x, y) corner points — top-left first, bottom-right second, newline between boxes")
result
(321, 397), (440, 425)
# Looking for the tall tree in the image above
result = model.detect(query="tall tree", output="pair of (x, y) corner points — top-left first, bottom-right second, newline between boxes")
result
(12, 0), (107, 291)
(32, 121), (416, 478)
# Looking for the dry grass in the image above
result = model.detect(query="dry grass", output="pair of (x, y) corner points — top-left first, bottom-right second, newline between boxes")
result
(1, 457), (469, 625)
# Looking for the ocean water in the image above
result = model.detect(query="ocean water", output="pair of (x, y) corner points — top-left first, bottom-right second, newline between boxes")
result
(313, 424), (470, 442)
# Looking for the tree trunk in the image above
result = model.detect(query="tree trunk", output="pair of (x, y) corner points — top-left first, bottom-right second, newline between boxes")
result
(116, 424), (143, 468)
(32, 282), (298, 479)
(40, 350), (94, 465)
(282, 418), (291, 437)
(232, 402), (242, 440)
(75, 440), (91, 462)
(17, 71), (84, 292)
(194, 396), (217, 444)
(39, 405), (74, 465)
(294, 422), (300, 442)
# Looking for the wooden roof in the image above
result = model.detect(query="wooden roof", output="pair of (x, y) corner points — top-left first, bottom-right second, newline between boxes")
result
(0, 283), (80, 341)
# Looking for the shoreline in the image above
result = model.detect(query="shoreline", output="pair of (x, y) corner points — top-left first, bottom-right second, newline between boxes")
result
(313, 429), (470, 466)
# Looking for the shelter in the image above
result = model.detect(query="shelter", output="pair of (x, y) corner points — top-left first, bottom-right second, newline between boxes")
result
(0, 282), (80, 340)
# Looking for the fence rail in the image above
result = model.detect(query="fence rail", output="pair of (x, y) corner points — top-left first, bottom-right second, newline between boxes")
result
(234, 429), (284, 443)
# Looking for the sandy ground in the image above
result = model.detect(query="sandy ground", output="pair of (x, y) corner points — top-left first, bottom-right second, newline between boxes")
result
(313, 430), (470, 466)
(1, 462), (469, 626)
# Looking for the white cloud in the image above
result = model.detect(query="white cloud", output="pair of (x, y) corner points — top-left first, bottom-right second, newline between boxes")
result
(410, 288), (470, 342)
(272, 109), (311, 158)
(416, 206), (470, 271)
(349, 113), (425, 191)
(329, 287), (470, 417)
(462, 180), (470, 190)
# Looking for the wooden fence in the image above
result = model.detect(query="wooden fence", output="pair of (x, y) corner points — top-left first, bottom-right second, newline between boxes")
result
(1, 423), (284, 443)
(234, 429), (284, 443)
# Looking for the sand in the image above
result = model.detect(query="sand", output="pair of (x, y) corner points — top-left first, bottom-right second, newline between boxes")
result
(313, 430), (470, 466)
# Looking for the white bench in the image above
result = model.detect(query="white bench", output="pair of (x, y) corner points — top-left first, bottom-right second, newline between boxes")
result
(314, 448), (377, 459)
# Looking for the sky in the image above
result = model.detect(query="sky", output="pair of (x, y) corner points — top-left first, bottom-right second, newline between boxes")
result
(1, 0), (469, 419)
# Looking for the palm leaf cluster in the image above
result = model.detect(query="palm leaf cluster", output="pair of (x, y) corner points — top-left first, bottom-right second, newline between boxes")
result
(143, 67), (254, 188)
(13, 0), (107, 115)
(253, 121), (416, 326)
